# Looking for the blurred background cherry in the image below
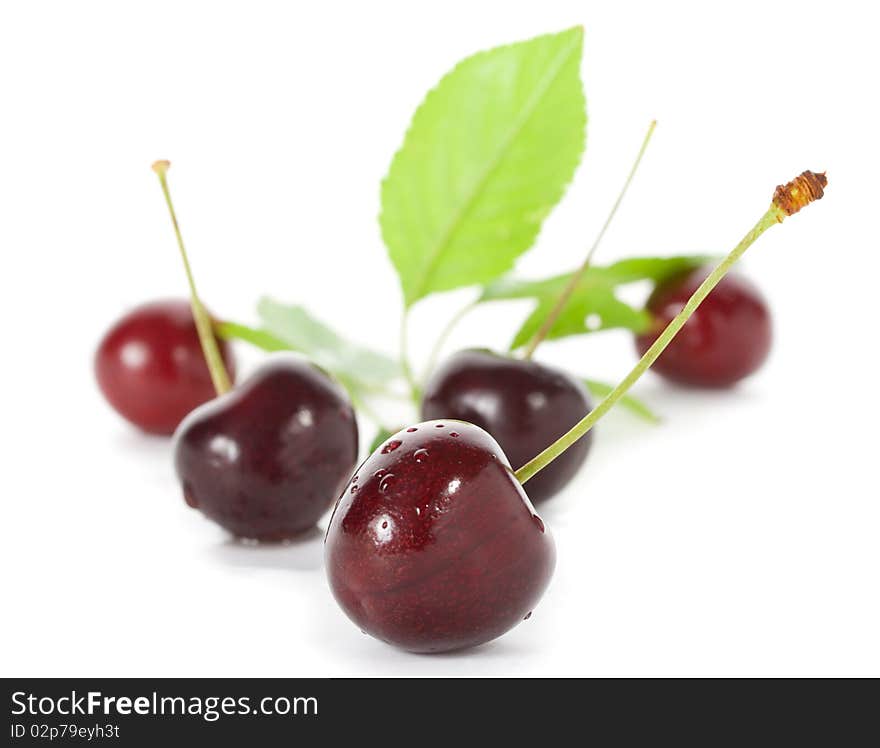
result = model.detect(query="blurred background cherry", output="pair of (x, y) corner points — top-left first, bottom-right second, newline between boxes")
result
(95, 299), (235, 435)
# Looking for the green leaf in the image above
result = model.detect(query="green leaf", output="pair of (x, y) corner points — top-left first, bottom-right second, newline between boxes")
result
(483, 270), (650, 348)
(380, 27), (587, 307)
(218, 299), (401, 397)
(215, 321), (289, 352)
(583, 378), (660, 424)
(594, 255), (716, 285)
(480, 255), (712, 348)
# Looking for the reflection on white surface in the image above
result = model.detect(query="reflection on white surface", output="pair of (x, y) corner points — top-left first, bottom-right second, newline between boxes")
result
(211, 528), (325, 572)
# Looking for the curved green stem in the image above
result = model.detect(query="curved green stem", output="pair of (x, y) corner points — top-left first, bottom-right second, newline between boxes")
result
(152, 160), (232, 395)
(522, 120), (657, 360)
(421, 300), (476, 384)
(515, 204), (785, 485)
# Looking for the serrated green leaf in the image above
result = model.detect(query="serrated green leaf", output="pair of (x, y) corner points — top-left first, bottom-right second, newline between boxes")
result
(257, 298), (401, 394)
(480, 255), (712, 348)
(218, 300), (401, 398)
(583, 378), (660, 424)
(596, 255), (716, 285)
(380, 27), (587, 307)
(481, 269), (650, 348)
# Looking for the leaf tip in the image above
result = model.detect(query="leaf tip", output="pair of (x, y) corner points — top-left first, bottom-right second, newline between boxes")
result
(564, 25), (585, 46)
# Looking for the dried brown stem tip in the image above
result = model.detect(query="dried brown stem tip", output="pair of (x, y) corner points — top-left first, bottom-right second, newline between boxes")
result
(151, 160), (171, 175)
(773, 170), (827, 218)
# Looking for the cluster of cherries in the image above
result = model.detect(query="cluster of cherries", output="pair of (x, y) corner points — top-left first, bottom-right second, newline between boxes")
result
(94, 164), (820, 654)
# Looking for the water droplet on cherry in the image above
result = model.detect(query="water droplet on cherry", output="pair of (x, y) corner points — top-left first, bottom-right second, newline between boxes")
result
(325, 419), (556, 653)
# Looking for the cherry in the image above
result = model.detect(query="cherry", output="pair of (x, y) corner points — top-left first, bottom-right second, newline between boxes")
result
(149, 161), (359, 539)
(404, 122), (650, 503)
(95, 299), (236, 435)
(175, 355), (358, 540)
(421, 349), (592, 503)
(635, 267), (772, 387)
(326, 171), (826, 653)
(325, 420), (555, 653)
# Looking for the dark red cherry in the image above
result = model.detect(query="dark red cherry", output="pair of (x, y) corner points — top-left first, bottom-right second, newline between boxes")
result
(325, 420), (555, 653)
(635, 266), (772, 387)
(175, 355), (358, 541)
(421, 350), (592, 503)
(95, 299), (236, 435)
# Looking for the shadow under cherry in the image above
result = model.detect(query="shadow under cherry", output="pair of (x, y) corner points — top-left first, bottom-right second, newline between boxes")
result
(209, 527), (325, 572)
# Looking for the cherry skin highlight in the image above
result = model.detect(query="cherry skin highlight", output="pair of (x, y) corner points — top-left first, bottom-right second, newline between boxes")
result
(635, 266), (772, 388)
(95, 299), (235, 435)
(325, 420), (555, 653)
(421, 349), (592, 503)
(175, 354), (358, 541)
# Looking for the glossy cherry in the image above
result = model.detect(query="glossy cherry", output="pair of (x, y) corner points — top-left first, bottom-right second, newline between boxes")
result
(421, 349), (592, 503)
(95, 299), (236, 435)
(635, 266), (772, 387)
(325, 170), (827, 655)
(325, 420), (555, 653)
(175, 354), (358, 540)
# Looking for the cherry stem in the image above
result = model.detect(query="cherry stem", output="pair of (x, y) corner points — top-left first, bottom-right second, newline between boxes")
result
(421, 300), (477, 385)
(522, 120), (657, 360)
(399, 311), (421, 404)
(152, 160), (232, 396)
(514, 170), (827, 485)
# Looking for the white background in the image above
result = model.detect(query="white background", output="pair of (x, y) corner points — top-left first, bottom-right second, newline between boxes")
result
(2, 1), (878, 677)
